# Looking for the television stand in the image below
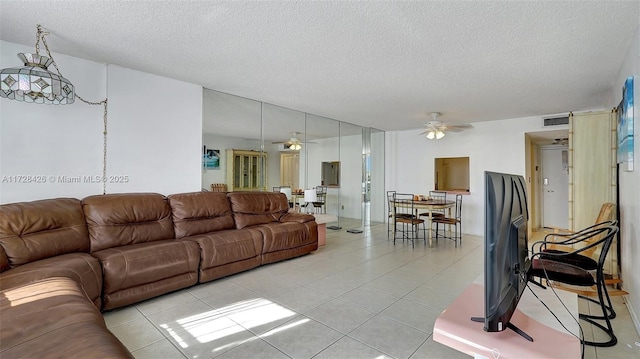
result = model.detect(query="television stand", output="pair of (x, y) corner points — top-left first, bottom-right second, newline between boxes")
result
(435, 282), (580, 358)
(469, 317), (534, 342)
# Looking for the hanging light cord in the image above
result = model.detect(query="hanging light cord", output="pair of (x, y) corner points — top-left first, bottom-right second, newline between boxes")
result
(38, 24), (109, 195)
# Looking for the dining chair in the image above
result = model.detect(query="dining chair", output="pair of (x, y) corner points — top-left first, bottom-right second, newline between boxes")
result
(393, 193), (425, 248)
(277, 186), (293, 209)
(386, 191), (396, 238)
(419, 190), (447, 220)
(432, 194), (463, 247)
(529, 224), (619, 347)
(312, 186), (327, 213)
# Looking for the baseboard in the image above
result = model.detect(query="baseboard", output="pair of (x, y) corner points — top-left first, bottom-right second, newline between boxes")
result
(624, 295), (640, 337)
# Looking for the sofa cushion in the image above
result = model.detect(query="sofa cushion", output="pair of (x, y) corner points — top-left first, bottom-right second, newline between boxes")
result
(0, 277), (131, 358)
(83, 193), (175, 252)
(0, 253), (103, 309)
(183, 228), (263, 282)
(227, 192), (289, 229)
(256, 221), (317, 253)
(168, 192), (235, 238)
(0, 198), (90, 268)
(92, 239), (200, 310)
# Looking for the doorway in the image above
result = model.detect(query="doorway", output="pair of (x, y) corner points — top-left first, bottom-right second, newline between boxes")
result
(280, 152), (299, 189)
(540, 146), (569, 229)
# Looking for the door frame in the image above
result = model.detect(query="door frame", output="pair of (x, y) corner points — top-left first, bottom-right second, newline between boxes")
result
(538, 144), (569, 229)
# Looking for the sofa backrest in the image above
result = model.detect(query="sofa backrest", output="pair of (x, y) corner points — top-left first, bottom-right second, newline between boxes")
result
(0, 198), (90, 270)
(227, 192), (289, 229)
(82, 193), (175, 252)
(168, 192), (235, 238)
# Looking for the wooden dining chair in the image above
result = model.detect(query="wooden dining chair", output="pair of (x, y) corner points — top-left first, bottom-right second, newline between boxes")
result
(432, 194), (463, 247)
(393, 193), (425, 248)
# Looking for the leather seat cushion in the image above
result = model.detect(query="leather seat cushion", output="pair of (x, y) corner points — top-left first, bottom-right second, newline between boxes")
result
(541, 249), (598, 271)
(530, 258), (595, 286)
(184, 228), (263, 268)
(0, 277), (131, 358)
(93, 239), (200, 295)
(0, 253), (103, 308)
(256, 221), (318, 253)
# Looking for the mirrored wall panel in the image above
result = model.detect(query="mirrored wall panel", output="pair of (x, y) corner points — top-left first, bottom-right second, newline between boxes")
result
(202, 88), (384, 229)
(202, 90), (262, 192)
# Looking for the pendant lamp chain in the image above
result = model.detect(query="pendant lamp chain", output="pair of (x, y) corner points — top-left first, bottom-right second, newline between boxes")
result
(38, 25), (109, 195)
(3, 25), (109, 194)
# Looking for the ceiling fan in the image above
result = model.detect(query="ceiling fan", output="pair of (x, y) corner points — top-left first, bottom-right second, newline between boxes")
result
(419, 112), (473, 140)
(272, 132), (305, 150)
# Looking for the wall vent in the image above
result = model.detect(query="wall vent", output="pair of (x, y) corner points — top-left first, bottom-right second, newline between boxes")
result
(543, 116), (569, 126)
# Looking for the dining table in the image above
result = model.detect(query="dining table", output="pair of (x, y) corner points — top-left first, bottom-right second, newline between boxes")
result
(393, 198), (455, 247)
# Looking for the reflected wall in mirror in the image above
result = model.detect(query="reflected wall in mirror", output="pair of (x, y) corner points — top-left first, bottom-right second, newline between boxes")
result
(262, 103), (306, 193)
(202, 90), (262, 191)
(340, 122), (364, 225)
(306, 114), (340, 218)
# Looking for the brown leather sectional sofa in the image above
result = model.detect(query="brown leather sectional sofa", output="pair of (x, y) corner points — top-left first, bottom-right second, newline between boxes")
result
(0, 191), (318, 358)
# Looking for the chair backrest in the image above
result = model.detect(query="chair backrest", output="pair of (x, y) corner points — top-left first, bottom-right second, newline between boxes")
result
(393, 193), (415, 218)
(576, 203), (616, 258)
(565, 224), (619, 272)
(429, 190), (447, 201)
(279, 187), (292, 201)
(315, 186), (327, 203)
(386, 191), (397, 215)
(453, 194), (463, 219)
(595, 203), (616, 224)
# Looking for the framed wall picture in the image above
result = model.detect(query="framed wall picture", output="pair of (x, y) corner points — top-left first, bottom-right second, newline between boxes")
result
(617, 76), (634, 172)
(203, 147), (220, 170)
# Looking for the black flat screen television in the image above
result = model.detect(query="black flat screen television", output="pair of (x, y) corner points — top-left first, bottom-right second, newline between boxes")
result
(473, 171), (532, 341)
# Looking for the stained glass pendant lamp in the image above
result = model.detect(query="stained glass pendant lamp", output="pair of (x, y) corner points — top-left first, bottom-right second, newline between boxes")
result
(0, 25), (75, 104)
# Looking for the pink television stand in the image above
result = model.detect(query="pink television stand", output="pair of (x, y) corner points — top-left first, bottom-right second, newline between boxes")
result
(433, 277), (581, 359)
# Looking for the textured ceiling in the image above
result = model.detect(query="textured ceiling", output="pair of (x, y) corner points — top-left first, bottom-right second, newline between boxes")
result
(1, 1), (638, 132)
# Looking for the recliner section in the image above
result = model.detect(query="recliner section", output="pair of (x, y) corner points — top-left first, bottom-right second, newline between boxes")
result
(0, 191), (318, 358)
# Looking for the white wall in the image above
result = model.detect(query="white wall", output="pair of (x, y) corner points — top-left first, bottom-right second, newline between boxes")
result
(1, 41), (106, 203)
(606, 23), (640, 335)
(106, 65), (202, 195)
(0, 41), (203, 204)
(385, 115), (563, 236)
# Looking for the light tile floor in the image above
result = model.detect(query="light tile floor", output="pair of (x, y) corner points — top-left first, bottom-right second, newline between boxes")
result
(104, 222), (640, 358)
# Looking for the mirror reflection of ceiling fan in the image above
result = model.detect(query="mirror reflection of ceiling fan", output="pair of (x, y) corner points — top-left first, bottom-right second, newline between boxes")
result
(272, 132), (313, 150)
(419, 112), (473, 140)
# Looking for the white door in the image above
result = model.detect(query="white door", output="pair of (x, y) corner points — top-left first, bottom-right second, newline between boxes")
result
(541, 147), (569, 228)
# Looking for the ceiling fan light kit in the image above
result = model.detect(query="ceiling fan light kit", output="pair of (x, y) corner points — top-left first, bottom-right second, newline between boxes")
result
(420, 112), (472, 140)
(273, 131), (306, 150)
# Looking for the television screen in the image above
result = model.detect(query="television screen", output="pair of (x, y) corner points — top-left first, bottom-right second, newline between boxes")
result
(481, 171), (531, 340)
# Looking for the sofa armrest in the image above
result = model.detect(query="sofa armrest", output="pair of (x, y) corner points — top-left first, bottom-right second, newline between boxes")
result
(279, 213), (315, 223)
